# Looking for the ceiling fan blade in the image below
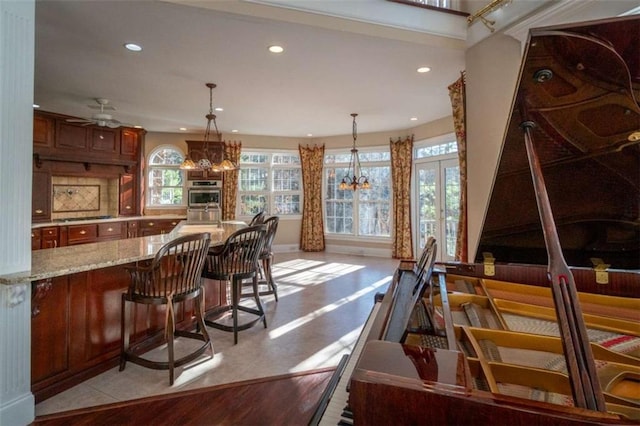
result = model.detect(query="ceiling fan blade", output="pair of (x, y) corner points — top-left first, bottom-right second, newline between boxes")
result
(66, 118), (93, 123)
(105, 120), (121, 128)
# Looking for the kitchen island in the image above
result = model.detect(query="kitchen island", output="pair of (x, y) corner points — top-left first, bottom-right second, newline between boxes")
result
(0, 221), (245, 402)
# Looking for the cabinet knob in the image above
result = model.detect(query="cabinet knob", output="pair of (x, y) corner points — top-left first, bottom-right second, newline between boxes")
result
(148, 222), (154, 226)
(47, 230), (53, 235)
(31, 233), (35, 238)
(107, 227), (113, 232)
(35, 209), (43, 214)
(79, 230), (86, 235)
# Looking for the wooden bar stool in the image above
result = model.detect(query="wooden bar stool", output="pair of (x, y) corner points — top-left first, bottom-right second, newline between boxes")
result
(120, 232), (213, 385)
(202, 225), (267, 344)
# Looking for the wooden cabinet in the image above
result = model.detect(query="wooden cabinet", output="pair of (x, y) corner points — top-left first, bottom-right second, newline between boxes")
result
(126, 220), (139, 238)
(186, 140), (224, 181)
(119, 173), (137, 216)
(41, 227), (59, 249)
(98, 222), (125, 240)
(32, 229), (42, 250)
(55, 121), (89, 151)
(139, 219), (180, 236)
(66, 224), (98, 245)
(33, 114), (55, 148)
(120, 128), (141, 159)
(32, 170), (51, 223)
(90, 127), (119, 155)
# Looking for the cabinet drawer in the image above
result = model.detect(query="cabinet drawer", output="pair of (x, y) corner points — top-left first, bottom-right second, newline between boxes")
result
(98, 222), (123, 238)
(42, 227), (59, 238)
(67, 224), (98, 244)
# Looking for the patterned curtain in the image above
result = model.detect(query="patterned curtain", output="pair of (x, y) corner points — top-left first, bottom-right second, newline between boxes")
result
(448, 71), (468, 262)
(222, 141), (241, 221)
(298, 144), (325, 251)
(390, 135), (414, 259)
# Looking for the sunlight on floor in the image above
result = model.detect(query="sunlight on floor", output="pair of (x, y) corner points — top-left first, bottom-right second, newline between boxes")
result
(292, 326), (362, 371)
(268, 275), (392, 339)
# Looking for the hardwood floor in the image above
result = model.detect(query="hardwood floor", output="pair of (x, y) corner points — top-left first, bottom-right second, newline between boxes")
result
(32, 369), (334, 426)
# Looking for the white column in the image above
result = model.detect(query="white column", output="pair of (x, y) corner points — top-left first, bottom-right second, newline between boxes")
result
(0, 1), (36, 425)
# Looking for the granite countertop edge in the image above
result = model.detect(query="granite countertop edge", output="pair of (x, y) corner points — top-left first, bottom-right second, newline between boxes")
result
(1, 221), (242, 286)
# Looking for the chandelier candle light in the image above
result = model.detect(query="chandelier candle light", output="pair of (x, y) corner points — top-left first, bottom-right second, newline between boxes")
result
(180, 83), (236, 172)
(339, 113), (370, 190)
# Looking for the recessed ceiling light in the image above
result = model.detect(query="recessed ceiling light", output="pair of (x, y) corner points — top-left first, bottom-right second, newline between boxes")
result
(214, 107), (223, 112)
(33, 104), (40, 108)
(410, 117), (418, 121)
(307, 133), (313, 137)
(124, 43), (142, 52)
(269, 45), (284, 54)
(231, 129), (239, 133)
(417, 67), (431, 73)
(179, 127), (187, 131)
(133, 125), (143, 129)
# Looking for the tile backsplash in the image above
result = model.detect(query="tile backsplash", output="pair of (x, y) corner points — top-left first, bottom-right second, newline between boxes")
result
(51, 176), (119, 220)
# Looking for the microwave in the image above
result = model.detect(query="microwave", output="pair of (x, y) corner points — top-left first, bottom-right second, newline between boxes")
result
(188, 181), (222, 208)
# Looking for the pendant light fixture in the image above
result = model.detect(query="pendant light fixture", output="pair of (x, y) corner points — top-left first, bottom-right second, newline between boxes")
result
(339, 113), (370, 190)
(180, 83), (236, 171)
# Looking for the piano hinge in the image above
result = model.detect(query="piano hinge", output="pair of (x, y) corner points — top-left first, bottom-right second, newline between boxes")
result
(591, 258), (610, 285)
(482, 252), (495, 277)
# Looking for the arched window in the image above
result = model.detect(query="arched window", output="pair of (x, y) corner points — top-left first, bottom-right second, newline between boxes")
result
(147, 146), (185, 206)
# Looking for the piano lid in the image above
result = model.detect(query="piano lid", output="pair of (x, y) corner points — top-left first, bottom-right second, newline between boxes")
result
(475, 16), (640, 270)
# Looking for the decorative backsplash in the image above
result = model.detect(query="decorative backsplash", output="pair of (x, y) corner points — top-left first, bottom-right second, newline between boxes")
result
(53, 185), (100, 212)
(51, 176), (119, 220)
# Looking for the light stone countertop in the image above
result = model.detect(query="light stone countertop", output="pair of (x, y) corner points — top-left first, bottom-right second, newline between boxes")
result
(0, 221), (242, 285)
(31, 214), (187, 229)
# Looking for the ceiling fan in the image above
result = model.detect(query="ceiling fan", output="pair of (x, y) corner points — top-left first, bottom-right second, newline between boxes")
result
(66, 98), (124, 128)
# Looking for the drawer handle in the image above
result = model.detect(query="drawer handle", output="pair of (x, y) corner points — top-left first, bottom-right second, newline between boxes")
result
(171, 222), (177, 225)
(148, 222), (154, 226)
(107, 227), (113, 232)
(79, 230), (86, 235)
(31, 233), (35, 238)
(35, 209), (43, 214)
(47, 230), (54, 235)
(125, 205), (131, 210)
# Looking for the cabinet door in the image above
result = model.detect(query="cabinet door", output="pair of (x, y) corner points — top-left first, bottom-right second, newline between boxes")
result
(119, 173), (136, 216)
(120, 129), (141, 159)
(41, 227), (59, 249)
(55, 122), (89, 151)
(66, 224), (98, 245)
(90, 127), (119, 154)
(32, 170), (51, 222)
(127, 220), (139, 238)
(31, 229), (42, 250)
(33, 114), (55, 149)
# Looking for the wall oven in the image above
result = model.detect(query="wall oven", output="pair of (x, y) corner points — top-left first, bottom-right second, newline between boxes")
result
(188, 181), (222, 208)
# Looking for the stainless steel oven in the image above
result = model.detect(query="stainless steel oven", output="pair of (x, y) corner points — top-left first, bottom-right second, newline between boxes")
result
(188, 181), (222, 209)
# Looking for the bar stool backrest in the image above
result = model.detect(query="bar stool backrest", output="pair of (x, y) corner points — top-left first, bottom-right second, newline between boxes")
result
(260, 216), (279, 258)
(204, 225), (267, 281)
(127, 232), (211, 302)
(249, 211), (266, 225)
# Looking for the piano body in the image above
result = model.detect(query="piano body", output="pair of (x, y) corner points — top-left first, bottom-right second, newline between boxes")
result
(314, 16), (640, 425)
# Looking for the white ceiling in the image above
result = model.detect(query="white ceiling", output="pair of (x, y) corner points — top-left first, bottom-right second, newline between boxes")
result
(34, 0), (469, 138)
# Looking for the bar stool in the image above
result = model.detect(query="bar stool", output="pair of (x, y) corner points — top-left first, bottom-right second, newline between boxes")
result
(202, 225), (267, 344)
(120, 232), (213, 385)
(258, 216), (279, 301)
(249, 211), (266, 225)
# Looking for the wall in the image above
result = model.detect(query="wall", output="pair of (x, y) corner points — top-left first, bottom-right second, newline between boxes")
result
(144, 116), (454, 254)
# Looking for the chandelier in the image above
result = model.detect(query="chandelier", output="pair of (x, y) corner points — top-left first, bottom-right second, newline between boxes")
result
(179, 83), (236, 171)
(339, 113), (370, 190)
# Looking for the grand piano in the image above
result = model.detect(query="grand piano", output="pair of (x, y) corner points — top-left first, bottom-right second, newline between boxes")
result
(312, 16), (639, 425)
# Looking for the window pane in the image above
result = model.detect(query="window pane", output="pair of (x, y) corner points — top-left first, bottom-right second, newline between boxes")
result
(240, 153), (269, 164)
(239, 194), (268, 216)
(273, 168), (301, 191)
(415, 141), (458, 159)
(274, 194), (300, 214)
(272, 154), (300, 165)
(150, 148), (184, 165)
(239, 168), (268, 191)
(148, 187), (183, 205)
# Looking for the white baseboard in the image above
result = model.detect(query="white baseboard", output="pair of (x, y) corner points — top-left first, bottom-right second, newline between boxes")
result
(324, 244), (392, 258)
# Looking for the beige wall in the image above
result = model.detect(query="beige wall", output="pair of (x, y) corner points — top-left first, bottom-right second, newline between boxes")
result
(144, 116), (455, 252)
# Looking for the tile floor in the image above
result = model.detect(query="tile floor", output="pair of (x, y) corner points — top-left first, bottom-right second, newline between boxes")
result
(35, 251), (399, 416)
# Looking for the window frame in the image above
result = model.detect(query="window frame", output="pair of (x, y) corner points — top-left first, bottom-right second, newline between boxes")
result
(236, 149), (302, 220)
(323, 146), (392, 241)
(145, 144), (187, 208)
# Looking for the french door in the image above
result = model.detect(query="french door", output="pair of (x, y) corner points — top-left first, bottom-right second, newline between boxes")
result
(413, 158), (460, 262)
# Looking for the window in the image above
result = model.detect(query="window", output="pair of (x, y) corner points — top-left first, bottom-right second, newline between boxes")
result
(237, 151), (302, 217)
(324, 149), (391, 238)
(147, 146), (185, 206)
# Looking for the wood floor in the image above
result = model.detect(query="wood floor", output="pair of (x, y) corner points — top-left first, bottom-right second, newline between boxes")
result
(32, 368), (334, 426)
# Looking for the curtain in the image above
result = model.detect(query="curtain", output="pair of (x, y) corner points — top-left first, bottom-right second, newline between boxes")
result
(222, 141), (241, 221)
(298, 144), (325, 251)
(448, 71), (468, 262)
(390, 135), (414, 259)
